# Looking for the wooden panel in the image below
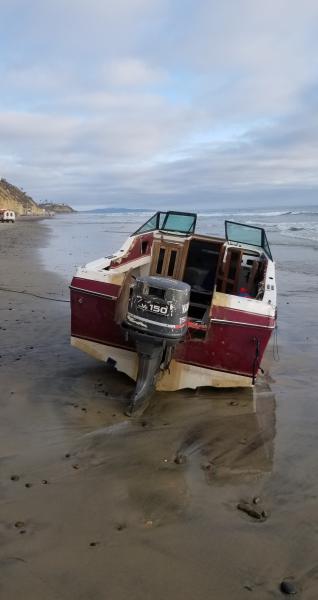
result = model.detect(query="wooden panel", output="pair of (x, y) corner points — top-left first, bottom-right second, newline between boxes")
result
(150, 240), (186, 278)
(178, 238), (190, 279)
(217, 248), (243, 294)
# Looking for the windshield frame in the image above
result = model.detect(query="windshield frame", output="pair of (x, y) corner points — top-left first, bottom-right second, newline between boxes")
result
(133, 211), (197, 236)
(225, 220), (273, 260)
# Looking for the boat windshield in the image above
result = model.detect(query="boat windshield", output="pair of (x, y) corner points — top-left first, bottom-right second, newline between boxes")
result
(225, 221), (273, 260)
(134, 211), (197, 235)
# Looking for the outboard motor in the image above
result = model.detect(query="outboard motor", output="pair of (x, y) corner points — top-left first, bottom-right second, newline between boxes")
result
(124, 275), (190, 415)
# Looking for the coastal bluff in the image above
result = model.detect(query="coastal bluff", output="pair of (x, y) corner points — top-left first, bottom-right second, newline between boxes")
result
(39, 202), (75, 214)
(0, 178), (75, 216)
(0, 178), (43, 216)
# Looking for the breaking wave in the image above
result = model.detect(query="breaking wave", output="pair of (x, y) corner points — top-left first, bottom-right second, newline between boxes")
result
(198, 209), (318, 218)
(244, 220), (318, 242)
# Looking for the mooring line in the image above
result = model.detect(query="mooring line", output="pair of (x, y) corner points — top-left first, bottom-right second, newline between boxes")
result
(0, 286), (70, 303)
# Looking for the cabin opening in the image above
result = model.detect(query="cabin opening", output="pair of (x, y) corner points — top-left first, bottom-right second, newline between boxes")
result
(141, 240), (149, 254)
(183, 239), (222, 321)
(216, 247), (266, 299)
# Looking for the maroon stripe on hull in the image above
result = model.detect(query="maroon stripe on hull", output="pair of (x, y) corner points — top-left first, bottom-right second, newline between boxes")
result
(174, 322), (272, 376)
(211, 305), (275, 328)
(71, 287), (133, 350)
(71, 289), (274, 378)
(71, 277), (120, 298)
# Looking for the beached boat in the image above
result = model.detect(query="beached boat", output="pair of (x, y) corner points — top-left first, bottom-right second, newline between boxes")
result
(70, 211), (277, 414)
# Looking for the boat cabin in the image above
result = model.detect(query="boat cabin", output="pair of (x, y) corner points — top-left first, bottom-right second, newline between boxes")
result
(128, 211), (273, 324)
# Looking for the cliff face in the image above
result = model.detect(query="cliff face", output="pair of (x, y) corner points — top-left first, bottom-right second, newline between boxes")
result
(39, 202), (76, 214)
(0, 179), (76, 216)
(0, 179), (45, 216)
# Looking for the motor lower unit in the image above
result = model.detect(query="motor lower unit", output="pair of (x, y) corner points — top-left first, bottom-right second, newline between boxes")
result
(124, 276), (190, 415)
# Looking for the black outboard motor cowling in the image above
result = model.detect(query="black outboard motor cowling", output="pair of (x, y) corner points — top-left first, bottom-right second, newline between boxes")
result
(124, 276), (190, 415)
(126, 275), (190, 338)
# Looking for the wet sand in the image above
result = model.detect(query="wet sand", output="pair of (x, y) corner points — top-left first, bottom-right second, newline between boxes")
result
(1, 221), (318, 599)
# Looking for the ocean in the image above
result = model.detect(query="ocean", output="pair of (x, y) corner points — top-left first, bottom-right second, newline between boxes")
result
(40, 206), (318, 283)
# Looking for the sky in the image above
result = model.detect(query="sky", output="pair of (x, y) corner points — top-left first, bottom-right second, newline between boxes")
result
(1, 0), (318, 210)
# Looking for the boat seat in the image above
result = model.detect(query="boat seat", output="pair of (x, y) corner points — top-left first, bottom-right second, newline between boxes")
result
(183, 266), (214, 291)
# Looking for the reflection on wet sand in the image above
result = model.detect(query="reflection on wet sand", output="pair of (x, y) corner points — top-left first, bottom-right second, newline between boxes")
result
(71, 375), (276, 528)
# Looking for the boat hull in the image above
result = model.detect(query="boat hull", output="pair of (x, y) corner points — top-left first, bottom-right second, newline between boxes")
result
(70, 277), (275, 390)
(71, 336), (252, 389)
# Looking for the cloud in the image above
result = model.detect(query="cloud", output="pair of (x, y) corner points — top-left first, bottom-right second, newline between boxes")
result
(1, 0), (318, 207)
(101, 59), (167, 87)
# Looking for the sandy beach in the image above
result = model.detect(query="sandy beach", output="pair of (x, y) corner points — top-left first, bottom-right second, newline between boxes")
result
(1, 219), (318, 599)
